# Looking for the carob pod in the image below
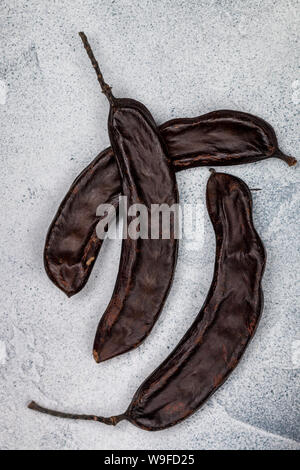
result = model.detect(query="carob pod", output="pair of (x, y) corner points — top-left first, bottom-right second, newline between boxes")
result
(77, 33), (179, 362)
(44, 110), (295, 297)
(44, 147), (121, 297)
(29, 170), (266, 430)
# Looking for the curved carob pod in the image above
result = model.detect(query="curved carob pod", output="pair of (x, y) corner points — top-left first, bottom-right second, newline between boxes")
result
(78, 33), (179, 362)
(44, 110), (294, 298)
(29, 170), (266, 430)
(162, 109), (296, 170)
(44, 147), (120, 297)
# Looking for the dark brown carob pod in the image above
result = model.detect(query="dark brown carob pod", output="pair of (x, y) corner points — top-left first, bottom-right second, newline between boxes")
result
(44, 148), (120, 297)
(162, 110), (297, 170)
(44, 110), (295, 297)
(78, 32), (179, 362)
(29, 170), (266, 430)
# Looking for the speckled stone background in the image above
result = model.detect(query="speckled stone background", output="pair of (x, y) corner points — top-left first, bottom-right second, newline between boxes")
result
(0, 0), (299, 450)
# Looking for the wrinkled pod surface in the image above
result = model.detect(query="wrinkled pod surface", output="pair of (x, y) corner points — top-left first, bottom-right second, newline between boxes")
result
(76, 33), (179, 362)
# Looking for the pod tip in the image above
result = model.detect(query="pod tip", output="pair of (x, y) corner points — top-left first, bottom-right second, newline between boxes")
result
(274, 150), (297, 167)
(287, 156), (297, 167)
(66, 290), (75, 298)
(93, 349), (100, 364)
(209, 168), (216, 174)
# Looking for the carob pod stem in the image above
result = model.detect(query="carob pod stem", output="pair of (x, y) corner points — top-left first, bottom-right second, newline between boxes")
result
(28, 401), (125, 425)
(78, 32), (179, 363)
(29, 171), (266, 430)
(44, 109), (295, 297)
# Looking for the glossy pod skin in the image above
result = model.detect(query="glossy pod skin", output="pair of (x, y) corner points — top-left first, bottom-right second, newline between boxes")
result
(44, 147), (120, 297)
(44, 110), (294, 297)
(77, 33), (179, 363)
(93, 97), (179, 363)
(29, 171), (266, 430)
(125, 170), (266, 430)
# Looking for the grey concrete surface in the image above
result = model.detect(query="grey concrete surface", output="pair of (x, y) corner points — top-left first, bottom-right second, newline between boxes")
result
(0, 0), (299, 450)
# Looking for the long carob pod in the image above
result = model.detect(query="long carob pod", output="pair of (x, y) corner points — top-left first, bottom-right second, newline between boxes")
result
(44, 109), (295, 297)
(78, 32), (179, 362)
(29, 170), (266, 430)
